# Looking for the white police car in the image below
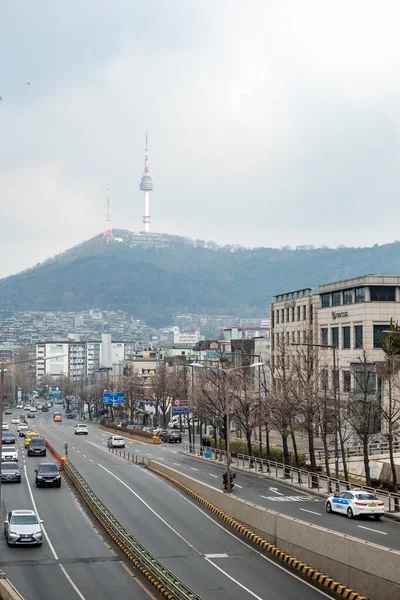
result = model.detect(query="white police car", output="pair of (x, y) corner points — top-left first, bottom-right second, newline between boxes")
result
(326, 490), (384, 520)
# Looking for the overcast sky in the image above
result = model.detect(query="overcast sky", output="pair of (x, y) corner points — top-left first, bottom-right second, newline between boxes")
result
(1, 1), (400, 278)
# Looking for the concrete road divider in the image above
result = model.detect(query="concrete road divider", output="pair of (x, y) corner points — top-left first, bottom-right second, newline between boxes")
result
(148, 459), (400, 600)
(0, 571), (24, 600)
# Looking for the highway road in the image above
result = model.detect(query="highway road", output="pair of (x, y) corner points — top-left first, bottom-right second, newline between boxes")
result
(36, 413), (400, 551)
(26, 409), (337, 600)
(1, 419), (158, 600)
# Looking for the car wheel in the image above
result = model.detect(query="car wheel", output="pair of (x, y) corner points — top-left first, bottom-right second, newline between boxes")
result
(56, 482), (61, 488)
(37, 542), (42, 546)
(168, 439), (172, 444)
(347, 507), (354, 519)
(326, 501), (332, 513)
(374, 515), (382, 521)
(179, 439), (182, 443)
(122, 445), (125, 449)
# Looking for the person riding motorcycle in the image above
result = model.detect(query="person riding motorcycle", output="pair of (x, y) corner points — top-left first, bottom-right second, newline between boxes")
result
(222, 470), (236, 490)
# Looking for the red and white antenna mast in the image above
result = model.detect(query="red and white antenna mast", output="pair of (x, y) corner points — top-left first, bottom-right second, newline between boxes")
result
(104, 184), (113, 238)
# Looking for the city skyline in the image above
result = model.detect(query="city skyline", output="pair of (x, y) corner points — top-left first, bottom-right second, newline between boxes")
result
(2, 2), (400, 278)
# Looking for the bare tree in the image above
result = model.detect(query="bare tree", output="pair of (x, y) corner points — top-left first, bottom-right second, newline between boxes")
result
(346, 352), (382, 487)
(230, 368), (259, 456)
(150, 363), (171, 428)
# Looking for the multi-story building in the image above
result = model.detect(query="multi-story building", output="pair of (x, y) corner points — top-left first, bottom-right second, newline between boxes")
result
(270, 275), (400, 433)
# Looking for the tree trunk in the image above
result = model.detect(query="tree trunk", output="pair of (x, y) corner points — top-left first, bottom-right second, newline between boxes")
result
(307, 423), (317, 473)
(362, 436), (372, 487)
(320, 430), (331, 477)
(282, 434), (290, 478)
(388, 430), (399, 509)
(338, 426), (349, 483)
(246, 430), (253, 457)
(265, 425), (270, 459)
(290, 425), (300, 468)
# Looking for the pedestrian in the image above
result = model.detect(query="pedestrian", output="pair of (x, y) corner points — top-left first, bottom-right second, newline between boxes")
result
(205, 438), (211, 448)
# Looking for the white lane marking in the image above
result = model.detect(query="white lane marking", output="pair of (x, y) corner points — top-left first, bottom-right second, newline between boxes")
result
(209, 474), (218, 478)
(269, 487), (284, 495)
(90, 459), (94, 462)
(160, 475), (332, 599)
(205, 558), (264, 599)
(234, 484), (243, 489)
(190, 467), (199, 471)
(205, 553), (229, 558)
(358, 525), (387, 535)
(83, 455), (87, 458)
(97, 464), (201, 554)
(157, 457), (165, 461)
(24, 466), (88, 600)
(299, 508), (322, 516)
(173, 463), (181, 466)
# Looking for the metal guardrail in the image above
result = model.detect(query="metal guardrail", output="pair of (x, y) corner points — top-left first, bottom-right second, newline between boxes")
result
(63, 460), (203, 600)
(183, 442), (400, 513)
(314, 441), (400, 463)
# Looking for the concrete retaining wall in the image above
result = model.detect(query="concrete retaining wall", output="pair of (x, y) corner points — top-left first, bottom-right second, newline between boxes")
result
(149, 459), (400, 600)
(0, 575), (24, 600)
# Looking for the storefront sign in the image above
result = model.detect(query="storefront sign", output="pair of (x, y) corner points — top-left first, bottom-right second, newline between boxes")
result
(284, 300), (296, 308)
(331, 311), (348, 320)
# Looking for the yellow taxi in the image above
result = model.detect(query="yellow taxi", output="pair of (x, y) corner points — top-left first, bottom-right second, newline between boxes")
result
(24, 431), (40, 448)
(53, 415), (62, 422)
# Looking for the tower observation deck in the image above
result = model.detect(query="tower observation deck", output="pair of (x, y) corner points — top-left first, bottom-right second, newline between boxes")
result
(140, 132), (153, 232)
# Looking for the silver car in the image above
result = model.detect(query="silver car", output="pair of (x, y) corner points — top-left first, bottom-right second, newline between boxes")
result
(4, 510), (43, 546)
(1, 447), (18, 462)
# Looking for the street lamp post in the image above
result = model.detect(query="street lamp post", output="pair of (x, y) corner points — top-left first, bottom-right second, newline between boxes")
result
(191, 360), (264, 493)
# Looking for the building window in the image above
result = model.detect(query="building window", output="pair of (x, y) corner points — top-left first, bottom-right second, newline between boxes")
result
(355, 287), (365, 303)
(297, 306), (300, 321)
(373, 324), (390, 349)
(303, 330), (307, 344)
(342, 326), (350, 349)
(370, 286), (396, 302)
(303, 305), (307, 320)
(355, 325), (363, 349)
(276, 310), (279, 324)
(292, 331), (295, 343)
(332, 291), (341, 307)
(286, 308), (290, 322)
(286, 332), (289, 345)
(291, 307), (295, 322)
(297, 331), (300, 344)
(331, 327), (339, 348)
(321, 293), (331, 308)
(281, 309), (284, 323)
(343, 289), (353, 305)
(321, 328), (328, 346)
(343, 371), (351, 393)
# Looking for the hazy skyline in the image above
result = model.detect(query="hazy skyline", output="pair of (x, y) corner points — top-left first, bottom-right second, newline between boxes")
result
(1, 1), (400, 278)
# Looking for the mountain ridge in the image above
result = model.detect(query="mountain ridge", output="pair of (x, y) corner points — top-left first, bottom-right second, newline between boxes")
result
(1, 231), (400, 323)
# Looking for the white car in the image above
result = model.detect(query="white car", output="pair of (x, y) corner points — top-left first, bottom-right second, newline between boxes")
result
(74, 424), (88, 435)
(2, 423), (9, 431)
(17, 425), (29, 437)
(107, 435), (125, 448)
(30, 407), (37, 412)
(1, 447), (18, 462)
(326, 490), (384, 520)
(24, 406), (31, 411)
(11, 418), (20, 425)
(4, 510), (43, 546)
(16, 404), (23, 410)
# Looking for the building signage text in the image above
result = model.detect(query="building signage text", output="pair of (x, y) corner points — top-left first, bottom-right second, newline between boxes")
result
(284, 300), (296, 308)
(331, 311), (348, 320)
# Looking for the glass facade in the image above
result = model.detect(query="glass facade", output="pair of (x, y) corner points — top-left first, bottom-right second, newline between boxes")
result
(370, 286), (396, 302)
(321, 328), (328, 346)
(321, 293), (331, 308)
(373, 324), (389, 349)
(355, 287), (366, 303)
(342, 326), (350, 349)
(332, 291), (341, 307)
(331, 327), (339, 348)
(343, 289), (353, 304)
(354, 325), (363, 349)
(343, 371), (351, 393)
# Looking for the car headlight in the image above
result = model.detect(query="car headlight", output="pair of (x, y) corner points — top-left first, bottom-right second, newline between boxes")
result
(34, 531), (42, 537)
(55, 474), (61, 479)
(37, 475), (43, 479)
(9, 531), (18, 536)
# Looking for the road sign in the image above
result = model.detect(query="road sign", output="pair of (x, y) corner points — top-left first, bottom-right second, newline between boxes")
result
(103, 392), (124, 405)
(171, 407), (190, 414)
(173, 398), (181, 407)
(48, 392), (62, 399)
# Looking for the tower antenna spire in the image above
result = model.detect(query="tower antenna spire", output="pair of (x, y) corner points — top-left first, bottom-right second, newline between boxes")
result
(140, 129), (153, 232)
(104, 184), (113, 238)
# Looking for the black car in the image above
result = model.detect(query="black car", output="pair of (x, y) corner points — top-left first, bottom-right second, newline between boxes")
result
(27, 438), (46, 457)
(66, 412), (74, 419)
(2, 432), (15, 444)
(1, 462), (21, 483)
(27, 411), (35, 418)
(41, 405), (49, 412)
(35, 462), (61, 487)
(160, 429), (182, 443)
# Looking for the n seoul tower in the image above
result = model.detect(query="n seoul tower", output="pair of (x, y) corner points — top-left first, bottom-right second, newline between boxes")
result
(139, 131), (153, 232)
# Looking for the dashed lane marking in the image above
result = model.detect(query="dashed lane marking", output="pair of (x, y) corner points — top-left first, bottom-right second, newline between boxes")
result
(209, 474), (218, 478)
(299, 508), (322, 516)
(358, 525), (387, 535)
(190, 467), (199, 472)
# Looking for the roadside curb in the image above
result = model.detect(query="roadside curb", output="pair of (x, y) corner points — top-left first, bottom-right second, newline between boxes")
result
(99, 426), (152, 445)
(148, 463), (370, 600)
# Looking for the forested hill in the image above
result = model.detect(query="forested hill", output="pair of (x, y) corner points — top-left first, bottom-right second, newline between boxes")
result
(1, 230), (400, 322)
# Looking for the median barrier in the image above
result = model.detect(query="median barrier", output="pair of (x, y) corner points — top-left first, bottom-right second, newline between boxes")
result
(0, 571), (24, 600)
(148, 459), (400, 600)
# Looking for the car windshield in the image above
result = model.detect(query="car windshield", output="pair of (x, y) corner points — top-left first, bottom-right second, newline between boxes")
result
(29, 439), (44, 446)
(2, 447), (16, 452)
(39, 464), (58, 473)
(2, 463), (17, 470)
(355, 494), (379, 501)
(10, 515), (38, 525)
(3, 433), (13, 437)
(114, 436), (123, 441)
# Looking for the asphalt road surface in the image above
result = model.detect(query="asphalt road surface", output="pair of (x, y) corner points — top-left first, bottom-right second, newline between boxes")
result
(1, 419), (158, 600)
(23, 409), (338, 600)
